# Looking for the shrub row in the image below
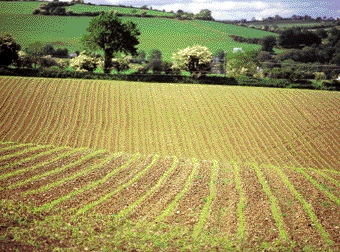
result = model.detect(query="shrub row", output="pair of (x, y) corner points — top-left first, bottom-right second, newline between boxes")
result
(1, 66), (338, 91)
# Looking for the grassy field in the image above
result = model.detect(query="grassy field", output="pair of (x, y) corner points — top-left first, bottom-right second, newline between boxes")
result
(0, 1), (46, 14)
(0, 1), (174, 17)
(0, 14), (268, 60)
(0, 1), (277, 60)
(249, 20), (335, 28)
(65, 4), (175, 17)
(0, 76), (340, 251)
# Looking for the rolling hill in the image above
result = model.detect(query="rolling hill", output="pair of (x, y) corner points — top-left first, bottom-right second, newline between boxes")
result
(0, 76), (340, 250)
(0, 1), (276, 59)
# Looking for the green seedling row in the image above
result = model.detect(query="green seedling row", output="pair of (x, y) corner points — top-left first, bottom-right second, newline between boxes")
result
(198, 87), (237, 161)
(0, 78), (19, 110)
(192, 160), (218, 239)
(252, 164), (288, 241)
(296, 91), (340, 168)
(12, 79), (49, 143)
(185, 87), (219, 160)
(16, 80), (58, 144)
(62, 80), (86, 147)
(48, 80), (75, 146)
(6, 147), (81, 189)
(154, 158), (199, 223)
(278, 92), (334, 169)
(218, 89), (257, 162)
(0, 145), (50, 165)
(117, 156), (179, 218)
(72, 82), (92, 149)
(7, 147), (89, 190)
(234, 88), (287, 164)
(273, 165), (334, 245)
(253, 90), (303, 165)
(72, 80), (92, 148)
(0, 79), (33, 140)
(199, 87), (238, 161)
(294, 168), (340, 206)
(310, 168), (340, 187)
(243, 89), (296, 165)
(230, 89), (272, 162)
(55, 81), (82, 146)
(24, 152), (122, 196)
(37, 153), (141, 212)
(27, 79), (63, 144)
(234, 163), (246, 240)
(0, 143), (34, 154)
(77, 154), (159, 215)
(88, 82), (104, 149)
(0, 146), (66, 180)
(273, 91), (334, 169)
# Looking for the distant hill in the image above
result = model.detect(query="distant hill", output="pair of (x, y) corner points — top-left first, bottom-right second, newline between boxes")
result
(0, 1), (277, 60)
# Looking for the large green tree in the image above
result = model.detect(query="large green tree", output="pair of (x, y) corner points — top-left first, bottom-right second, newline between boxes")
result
(82, 12), (140, 74)
(25, 41), (47, 68)
(0, 34), (20, 67)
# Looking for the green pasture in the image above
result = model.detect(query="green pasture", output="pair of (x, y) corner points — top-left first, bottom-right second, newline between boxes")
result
(192, 20), (277, 38)
(65, 4), (174, 17)
(0, 1), (46, 15)
(0, 14), (263, 60)
(250, 21), (334, 28)
(0, 1), (174, 17)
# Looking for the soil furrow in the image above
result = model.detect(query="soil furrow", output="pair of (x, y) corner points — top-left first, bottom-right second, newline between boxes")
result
(131, 159), (194, 223)
(46, 154), (146, 211)
(238, 164), (281, 246)
(260, 165), (327, 248)
(90, 156), (172, 216)
(204, 161), (239, 243)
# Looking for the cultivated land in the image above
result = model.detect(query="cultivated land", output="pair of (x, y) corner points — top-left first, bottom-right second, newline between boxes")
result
(0, 1), (275, 60)
(1, 76), (340, 251)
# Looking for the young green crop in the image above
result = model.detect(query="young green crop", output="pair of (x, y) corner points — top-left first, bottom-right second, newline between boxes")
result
(154, 158), (199, 223)
(233, 163), (246, 240)
(0, 143), (34, 154)
(77, 154), (159, 215)
(192, 160), (218, 239)
(7, 147), (89, 189)
(273, 165), (334, 246)
(116, 156), (179, 218)
(0, 145), (50, 165)
(294, 168), (340, 206)
(24, 152), (122, 196)
(252, 164), (288, 241)
(37, 153), (141, 212)
(0, 146), (67, 180)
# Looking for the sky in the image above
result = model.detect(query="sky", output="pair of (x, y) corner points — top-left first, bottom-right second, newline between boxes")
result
(84, 0), (340, 20)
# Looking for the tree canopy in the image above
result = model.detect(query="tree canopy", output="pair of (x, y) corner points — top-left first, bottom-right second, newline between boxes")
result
(82, 12), (140, 73)
(0, 34), (20, 66)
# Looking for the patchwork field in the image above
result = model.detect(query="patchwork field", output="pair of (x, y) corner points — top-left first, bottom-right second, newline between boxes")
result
(1, 76), (340, 250)
(0, 2), (274, 60)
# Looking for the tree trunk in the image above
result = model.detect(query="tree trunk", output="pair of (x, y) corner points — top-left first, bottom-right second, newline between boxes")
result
(104, 49), (113, 74)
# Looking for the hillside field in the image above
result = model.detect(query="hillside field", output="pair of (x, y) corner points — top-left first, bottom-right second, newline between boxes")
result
(0, 1), (276, 60)
(0, 76), (340, 250)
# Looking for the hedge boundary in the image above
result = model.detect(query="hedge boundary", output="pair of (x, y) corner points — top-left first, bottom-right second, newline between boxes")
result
(1, 66), (338, 91)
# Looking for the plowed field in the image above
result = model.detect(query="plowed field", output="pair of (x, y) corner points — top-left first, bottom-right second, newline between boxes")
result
(1, 76), (340, 251)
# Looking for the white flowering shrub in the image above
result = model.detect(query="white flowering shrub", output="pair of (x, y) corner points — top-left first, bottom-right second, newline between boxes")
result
(15, 51), (33, 68)
(314, 72), (326, 83)
(172, 45), (212, 77)
(70, 51), (99, 72)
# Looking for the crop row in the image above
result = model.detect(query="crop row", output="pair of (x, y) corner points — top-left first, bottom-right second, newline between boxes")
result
(1, 76), (340, 170)
(1, 142), (340, 248)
